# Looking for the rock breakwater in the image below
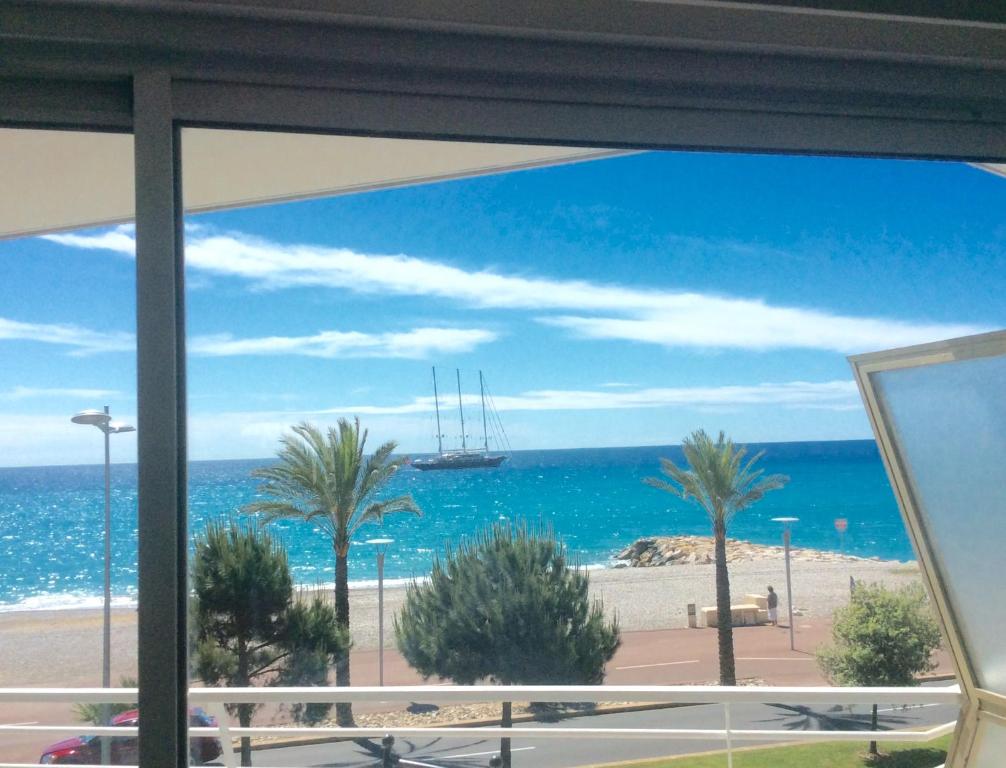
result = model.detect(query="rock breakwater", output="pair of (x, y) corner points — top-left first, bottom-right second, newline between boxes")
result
(614, 535), (884, 567)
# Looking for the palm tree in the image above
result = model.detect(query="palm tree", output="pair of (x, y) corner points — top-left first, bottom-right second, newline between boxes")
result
(644, 430), (788, 686)
(244, 418), (421, 724)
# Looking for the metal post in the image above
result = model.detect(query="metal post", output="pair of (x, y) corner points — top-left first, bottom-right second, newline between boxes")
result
(134, 70), (188, 768)
(784, 528), (795, 651)
(367, 538), (394, 687)
(377, 548), (385, 687)
(101, 404), (111, 767)
(381, 733), (395, 768)
(724, 702), (733, 768)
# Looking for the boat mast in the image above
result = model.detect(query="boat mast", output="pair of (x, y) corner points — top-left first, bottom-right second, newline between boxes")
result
(480, 370), (489, 453)
(432, 367), (443, 455)
(456, 368), (467, 451)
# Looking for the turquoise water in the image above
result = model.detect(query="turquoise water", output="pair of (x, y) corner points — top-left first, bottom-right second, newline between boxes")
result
(0, 440), (911, 611)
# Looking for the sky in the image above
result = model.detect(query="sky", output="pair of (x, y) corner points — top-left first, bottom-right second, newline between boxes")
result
(1, 145), (1004, 466)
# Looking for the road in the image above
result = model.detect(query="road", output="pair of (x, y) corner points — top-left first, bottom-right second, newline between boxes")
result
(4, 624), (956, 762)
(250, 690), (958, 768)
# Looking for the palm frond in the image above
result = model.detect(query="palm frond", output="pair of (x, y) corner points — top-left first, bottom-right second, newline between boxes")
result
(643, 429), (788, 528)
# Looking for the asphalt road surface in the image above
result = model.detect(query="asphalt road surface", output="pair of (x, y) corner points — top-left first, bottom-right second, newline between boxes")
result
(246, 689), (959, 768)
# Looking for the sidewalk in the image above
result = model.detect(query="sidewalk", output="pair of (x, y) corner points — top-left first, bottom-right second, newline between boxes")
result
(1, 619), (955, 762)
(349, 617), (954, 693)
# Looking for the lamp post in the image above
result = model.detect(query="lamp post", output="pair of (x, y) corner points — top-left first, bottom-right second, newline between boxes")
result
(771, 517), (799, 651)
(72, 406), (135, 765)
(365, 538), (394, 686)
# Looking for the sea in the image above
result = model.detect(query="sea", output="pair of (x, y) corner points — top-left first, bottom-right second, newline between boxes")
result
(0, 439), (913, 613)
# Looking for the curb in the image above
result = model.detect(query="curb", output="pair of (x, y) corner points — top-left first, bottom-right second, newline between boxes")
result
(575, 722), (952, 768)
(244, 672), (957, 754)
(249, 701), (689, 752)
(575, 740), (810, 768)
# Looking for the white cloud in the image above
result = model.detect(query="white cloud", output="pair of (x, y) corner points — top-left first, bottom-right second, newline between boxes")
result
(189, 327), (497, 359)
(541, 307), (986, 354)
(2, 386), (122, 400)
(42, 228), (992, 354)
(0, 317), (134, 355)
(43, 225), (136, 256)
(313, 379), (861, 416)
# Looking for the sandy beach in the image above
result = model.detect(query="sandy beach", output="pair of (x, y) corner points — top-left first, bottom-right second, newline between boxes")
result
(0, 554), (922, 688)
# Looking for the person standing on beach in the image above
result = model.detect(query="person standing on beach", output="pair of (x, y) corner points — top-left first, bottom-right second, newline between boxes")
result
(767, 585), (779, 626)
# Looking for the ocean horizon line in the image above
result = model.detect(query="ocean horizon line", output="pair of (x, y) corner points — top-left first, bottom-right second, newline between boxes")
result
(0, 436), (879, 472)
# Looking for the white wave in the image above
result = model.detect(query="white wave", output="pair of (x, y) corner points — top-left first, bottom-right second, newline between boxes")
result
(0, 592), (137, 614)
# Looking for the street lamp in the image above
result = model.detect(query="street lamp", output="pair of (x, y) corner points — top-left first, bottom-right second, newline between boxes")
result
(72, 406), (134, 765)
(771, 517), (799, 651)
(365, 538), (394, 686)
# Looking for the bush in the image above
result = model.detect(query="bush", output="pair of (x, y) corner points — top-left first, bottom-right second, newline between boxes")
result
(817, 582), (942, 756)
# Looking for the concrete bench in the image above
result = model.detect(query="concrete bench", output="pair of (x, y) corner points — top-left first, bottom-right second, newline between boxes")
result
(701, 603), (764, 627)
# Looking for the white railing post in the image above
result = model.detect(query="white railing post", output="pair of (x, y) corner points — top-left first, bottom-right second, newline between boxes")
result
(724, 701), (733, 768)
(207, 702), (237, 768)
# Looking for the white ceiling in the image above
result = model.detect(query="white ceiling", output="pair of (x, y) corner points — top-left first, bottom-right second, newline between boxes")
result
(0, 128), (624, 239)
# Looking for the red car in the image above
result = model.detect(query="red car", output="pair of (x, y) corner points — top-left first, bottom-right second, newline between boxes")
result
(39, 708), (223, 765)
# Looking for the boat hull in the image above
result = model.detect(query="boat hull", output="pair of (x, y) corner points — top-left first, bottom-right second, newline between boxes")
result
(412, 453), (508, 471)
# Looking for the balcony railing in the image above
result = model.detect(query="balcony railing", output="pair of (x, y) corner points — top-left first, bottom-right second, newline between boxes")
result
(0, 684), (962, 768)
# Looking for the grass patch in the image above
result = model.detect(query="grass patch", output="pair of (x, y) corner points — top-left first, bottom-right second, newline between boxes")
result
(612, 735), (950, 768)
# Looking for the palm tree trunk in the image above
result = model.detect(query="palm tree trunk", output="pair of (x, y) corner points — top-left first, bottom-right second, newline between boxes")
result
(869, 703), (878, 756)
(501, 700), (512, 768)
(714, 521), (737, 686)
(334, 547), (354, 726)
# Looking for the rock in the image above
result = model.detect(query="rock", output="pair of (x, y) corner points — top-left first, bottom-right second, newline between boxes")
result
(613, 534), (896, 569)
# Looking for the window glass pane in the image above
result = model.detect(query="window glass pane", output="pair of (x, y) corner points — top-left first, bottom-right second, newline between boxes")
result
(0, 127), (137, 764)
(972, 717), (1006, 768)
(873, 353), (1006, 693)
(169, 126), (1001, 763)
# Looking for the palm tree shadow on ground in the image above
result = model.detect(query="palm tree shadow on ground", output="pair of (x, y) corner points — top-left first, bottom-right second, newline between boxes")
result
(757, 703), (916, 732)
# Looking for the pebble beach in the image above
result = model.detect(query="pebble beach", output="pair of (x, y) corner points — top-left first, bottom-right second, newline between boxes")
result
(0, 540), (921, 689)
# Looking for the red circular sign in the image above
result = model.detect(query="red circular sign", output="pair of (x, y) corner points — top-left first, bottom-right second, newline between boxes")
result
(834, 518), (848, 533)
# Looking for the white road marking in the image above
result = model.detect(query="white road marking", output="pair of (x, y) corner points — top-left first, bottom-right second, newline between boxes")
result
(401, 759), (448, 768)
(0, 720), (39, 726)
(737, 657), (815, 661)
(441, 747), (536, 759)
(615, 659), (699, 670)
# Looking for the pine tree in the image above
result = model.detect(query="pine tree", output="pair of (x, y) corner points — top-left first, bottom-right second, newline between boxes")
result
(395, 521), (620, 767)
(192, 521), (348, 766)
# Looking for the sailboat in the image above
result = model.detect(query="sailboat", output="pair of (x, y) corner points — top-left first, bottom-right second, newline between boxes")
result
(411, 368), (509, 471)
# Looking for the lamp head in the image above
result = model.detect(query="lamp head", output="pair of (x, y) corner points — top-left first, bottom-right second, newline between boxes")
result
(72, 410), (134, 435)
(71, 409), (111, 427)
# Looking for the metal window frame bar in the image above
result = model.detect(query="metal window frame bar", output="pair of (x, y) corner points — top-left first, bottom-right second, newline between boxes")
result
(0, 6), (1004, 760)
(133, 71), (188, 768)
